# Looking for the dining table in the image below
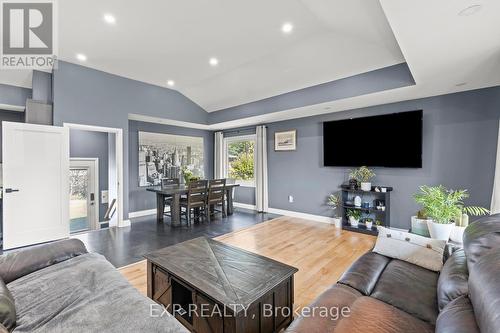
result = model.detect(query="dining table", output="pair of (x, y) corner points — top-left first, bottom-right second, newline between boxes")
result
(146, 183), (240, 227)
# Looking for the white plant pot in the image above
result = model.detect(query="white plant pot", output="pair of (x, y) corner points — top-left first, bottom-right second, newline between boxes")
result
(349, 217), (359, 227)
(332, 217), (342, 228)
(360, 182), (372, 191)
(365, 221), (373, 229)
(449, 225), (466, 244)
(427, 220), (453, 241)
(411, 216), (430, 237)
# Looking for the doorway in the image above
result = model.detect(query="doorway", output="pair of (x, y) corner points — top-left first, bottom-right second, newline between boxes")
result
(70, 159), (98, 233)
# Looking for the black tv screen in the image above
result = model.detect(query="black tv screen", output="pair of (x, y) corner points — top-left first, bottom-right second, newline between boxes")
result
(323, 110), (423, 168)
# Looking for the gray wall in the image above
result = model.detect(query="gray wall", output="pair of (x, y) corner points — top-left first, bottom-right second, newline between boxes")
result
(262, 87), (500, 229)
(69, 129), (109, 221)
(0, 84), (31, 107)
(0, 110), (25, 162)
(53, 61), (209, 218)
(32, 70), (53, 103)
(128, 120), (214, 212)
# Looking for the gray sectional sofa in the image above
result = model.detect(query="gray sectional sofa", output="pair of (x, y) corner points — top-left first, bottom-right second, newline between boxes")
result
(0, 239), (187, 333)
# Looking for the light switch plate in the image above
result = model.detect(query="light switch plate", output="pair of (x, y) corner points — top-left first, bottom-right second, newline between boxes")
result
(288, 195), (294, 203)
(101, 190), (109, 204)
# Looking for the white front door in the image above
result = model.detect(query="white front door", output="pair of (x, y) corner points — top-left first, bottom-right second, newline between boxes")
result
(70, 159), (99, 233)
(2, 122), (69, 250)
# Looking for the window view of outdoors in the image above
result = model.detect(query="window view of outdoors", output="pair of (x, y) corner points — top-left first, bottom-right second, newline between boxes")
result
(227, 140), (255, 186)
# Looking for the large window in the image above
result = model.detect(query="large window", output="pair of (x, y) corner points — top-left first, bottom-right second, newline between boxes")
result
(224, 135), (256, 187)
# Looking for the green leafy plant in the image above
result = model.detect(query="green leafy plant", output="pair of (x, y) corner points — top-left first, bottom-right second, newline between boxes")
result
(181, 166), (193, 184)
(375, 220), (383, 226)
(414, 185), (489, 225)
(349, 166), (376, 183)
(346, 209), (363, 221)
(364, 218), (374, 223)
(327, 193), (341, 217)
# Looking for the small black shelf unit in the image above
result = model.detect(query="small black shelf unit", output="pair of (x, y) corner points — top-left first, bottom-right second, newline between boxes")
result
(340, 185), (392, 236)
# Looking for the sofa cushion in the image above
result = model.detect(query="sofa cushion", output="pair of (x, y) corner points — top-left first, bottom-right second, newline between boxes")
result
(371, 259), (439, 324)
(338, 252), (390, 295)
(373, 227), (446, 271)
(7, 253), (187, 333)
(286, 284), (433, 333)
(285, 284), (361, 333)
(0, 278), (15, 331)
(437, 249), (469, 311)
(468, 249), (500, 333)
(436, 296), (479, 333)
(463, 214), (500, 270)
(0, 239), (87, 284)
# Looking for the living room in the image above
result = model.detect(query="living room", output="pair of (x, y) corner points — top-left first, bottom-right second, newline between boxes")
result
(1, 1), (500, 332)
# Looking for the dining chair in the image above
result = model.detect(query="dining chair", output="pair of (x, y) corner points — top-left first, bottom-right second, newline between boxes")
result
(207, 179), (226, 222)
(162, 178), (179, 217)
(179, 180), (208, 226)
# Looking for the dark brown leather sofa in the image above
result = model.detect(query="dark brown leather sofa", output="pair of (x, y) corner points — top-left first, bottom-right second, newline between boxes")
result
(286, 214), (500, 333)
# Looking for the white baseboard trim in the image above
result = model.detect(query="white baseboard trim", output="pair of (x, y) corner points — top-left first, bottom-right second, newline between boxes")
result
(119, 219), (131, 227)
(266, 207), (334, 224)
(129, 209), (156, 219)
(233, 202), (257, 210)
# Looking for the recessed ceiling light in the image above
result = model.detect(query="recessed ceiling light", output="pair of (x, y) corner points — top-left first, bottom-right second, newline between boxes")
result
(458, 4), (482, 16)
(281, 22), (294, 34)
(167, 80), (175, 87)
(209, 57), (219, 66)
(103, 14), (116, 24)
(76, 53), (87, 62)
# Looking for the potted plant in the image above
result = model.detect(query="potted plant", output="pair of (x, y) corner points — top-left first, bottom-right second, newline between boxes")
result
(181, 166), (193, 184)
(364, 218), (373, 229)
(346, 209), (362, 227)
(350, 166), (376, 192)
(327, 193), (342, 228)
(414, 185), (489, 241)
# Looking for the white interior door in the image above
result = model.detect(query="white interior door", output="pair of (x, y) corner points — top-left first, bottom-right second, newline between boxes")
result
(2, 122), (69, 250)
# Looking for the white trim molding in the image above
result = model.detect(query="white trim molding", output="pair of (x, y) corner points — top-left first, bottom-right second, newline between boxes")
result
(129, 209), (157, 219)
(267, 207), (334, 224)
(233, 202), (257, 210)
(120, 219), (131, 227)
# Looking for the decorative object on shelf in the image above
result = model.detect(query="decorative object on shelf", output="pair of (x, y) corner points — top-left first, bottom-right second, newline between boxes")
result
(326, 192), (342, 228)
(381, 187), (387, 193)
(347, 209), (362, 227)
(361, 202), (370, 209)
(353, 195), (362, 207)
(349, 166), (376, 191)
(349, 178), (358, 190)
(414, 185), (490, 241)
(274, 129), (297, 151)
(374, 186), (381, 192)
(364, 218), (374, 229)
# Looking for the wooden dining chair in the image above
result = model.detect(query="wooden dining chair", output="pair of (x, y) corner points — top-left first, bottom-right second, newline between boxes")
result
(207, 179), (226, 222)
(162, 178), (179, 217)
(179, 180), (208, 226)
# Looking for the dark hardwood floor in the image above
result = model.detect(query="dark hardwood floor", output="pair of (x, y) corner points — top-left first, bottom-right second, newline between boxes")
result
(71, 208), (280, 267)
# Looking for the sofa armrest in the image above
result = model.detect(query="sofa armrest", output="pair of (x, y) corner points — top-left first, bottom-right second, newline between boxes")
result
(0, 239), (88, 284)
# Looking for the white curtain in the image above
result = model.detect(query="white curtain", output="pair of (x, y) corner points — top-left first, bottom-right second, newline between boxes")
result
(214, 131), (225, 179)
(255, 125), (269, 212)
(491, 120), (500, 214)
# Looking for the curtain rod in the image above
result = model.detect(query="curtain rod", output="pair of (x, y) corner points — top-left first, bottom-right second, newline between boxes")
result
(220, 125), (267, 135)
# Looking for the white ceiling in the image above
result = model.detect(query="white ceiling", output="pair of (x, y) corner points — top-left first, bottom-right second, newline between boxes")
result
(54, 0), (404, 111)
(2, 0), (500, 124)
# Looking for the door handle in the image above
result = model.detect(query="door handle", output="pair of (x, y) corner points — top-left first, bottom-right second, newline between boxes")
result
(5, 188), (19, 193)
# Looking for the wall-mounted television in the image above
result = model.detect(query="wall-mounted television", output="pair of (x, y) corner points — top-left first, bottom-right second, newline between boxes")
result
(323, 110), (423, 168)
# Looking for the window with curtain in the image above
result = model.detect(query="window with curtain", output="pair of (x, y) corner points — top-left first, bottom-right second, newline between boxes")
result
(224, 134), (256, 187)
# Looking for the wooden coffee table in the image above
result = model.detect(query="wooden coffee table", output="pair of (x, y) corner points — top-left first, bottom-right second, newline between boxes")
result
(144, 237), (298, 333)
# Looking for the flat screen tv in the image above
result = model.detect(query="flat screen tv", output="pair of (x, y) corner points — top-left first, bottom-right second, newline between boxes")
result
(323, 110), (423, 168)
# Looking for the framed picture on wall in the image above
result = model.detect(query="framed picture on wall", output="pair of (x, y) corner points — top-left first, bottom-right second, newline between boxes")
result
(274, 130), (297, 151)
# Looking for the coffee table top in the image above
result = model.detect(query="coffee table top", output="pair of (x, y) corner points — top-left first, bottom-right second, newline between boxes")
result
(144, 237), (298, 313)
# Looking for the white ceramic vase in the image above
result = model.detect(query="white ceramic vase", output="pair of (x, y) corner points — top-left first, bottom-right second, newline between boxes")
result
(349, 216), (359, 227)
(365, 221), (373, 229)
(427, 220), (453, 241)
(332, 217), (342, 228)
(360, 182), (371, 191)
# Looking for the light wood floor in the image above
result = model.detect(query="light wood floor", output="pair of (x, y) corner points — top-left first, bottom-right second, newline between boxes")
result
(119, 216), (375, 309)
